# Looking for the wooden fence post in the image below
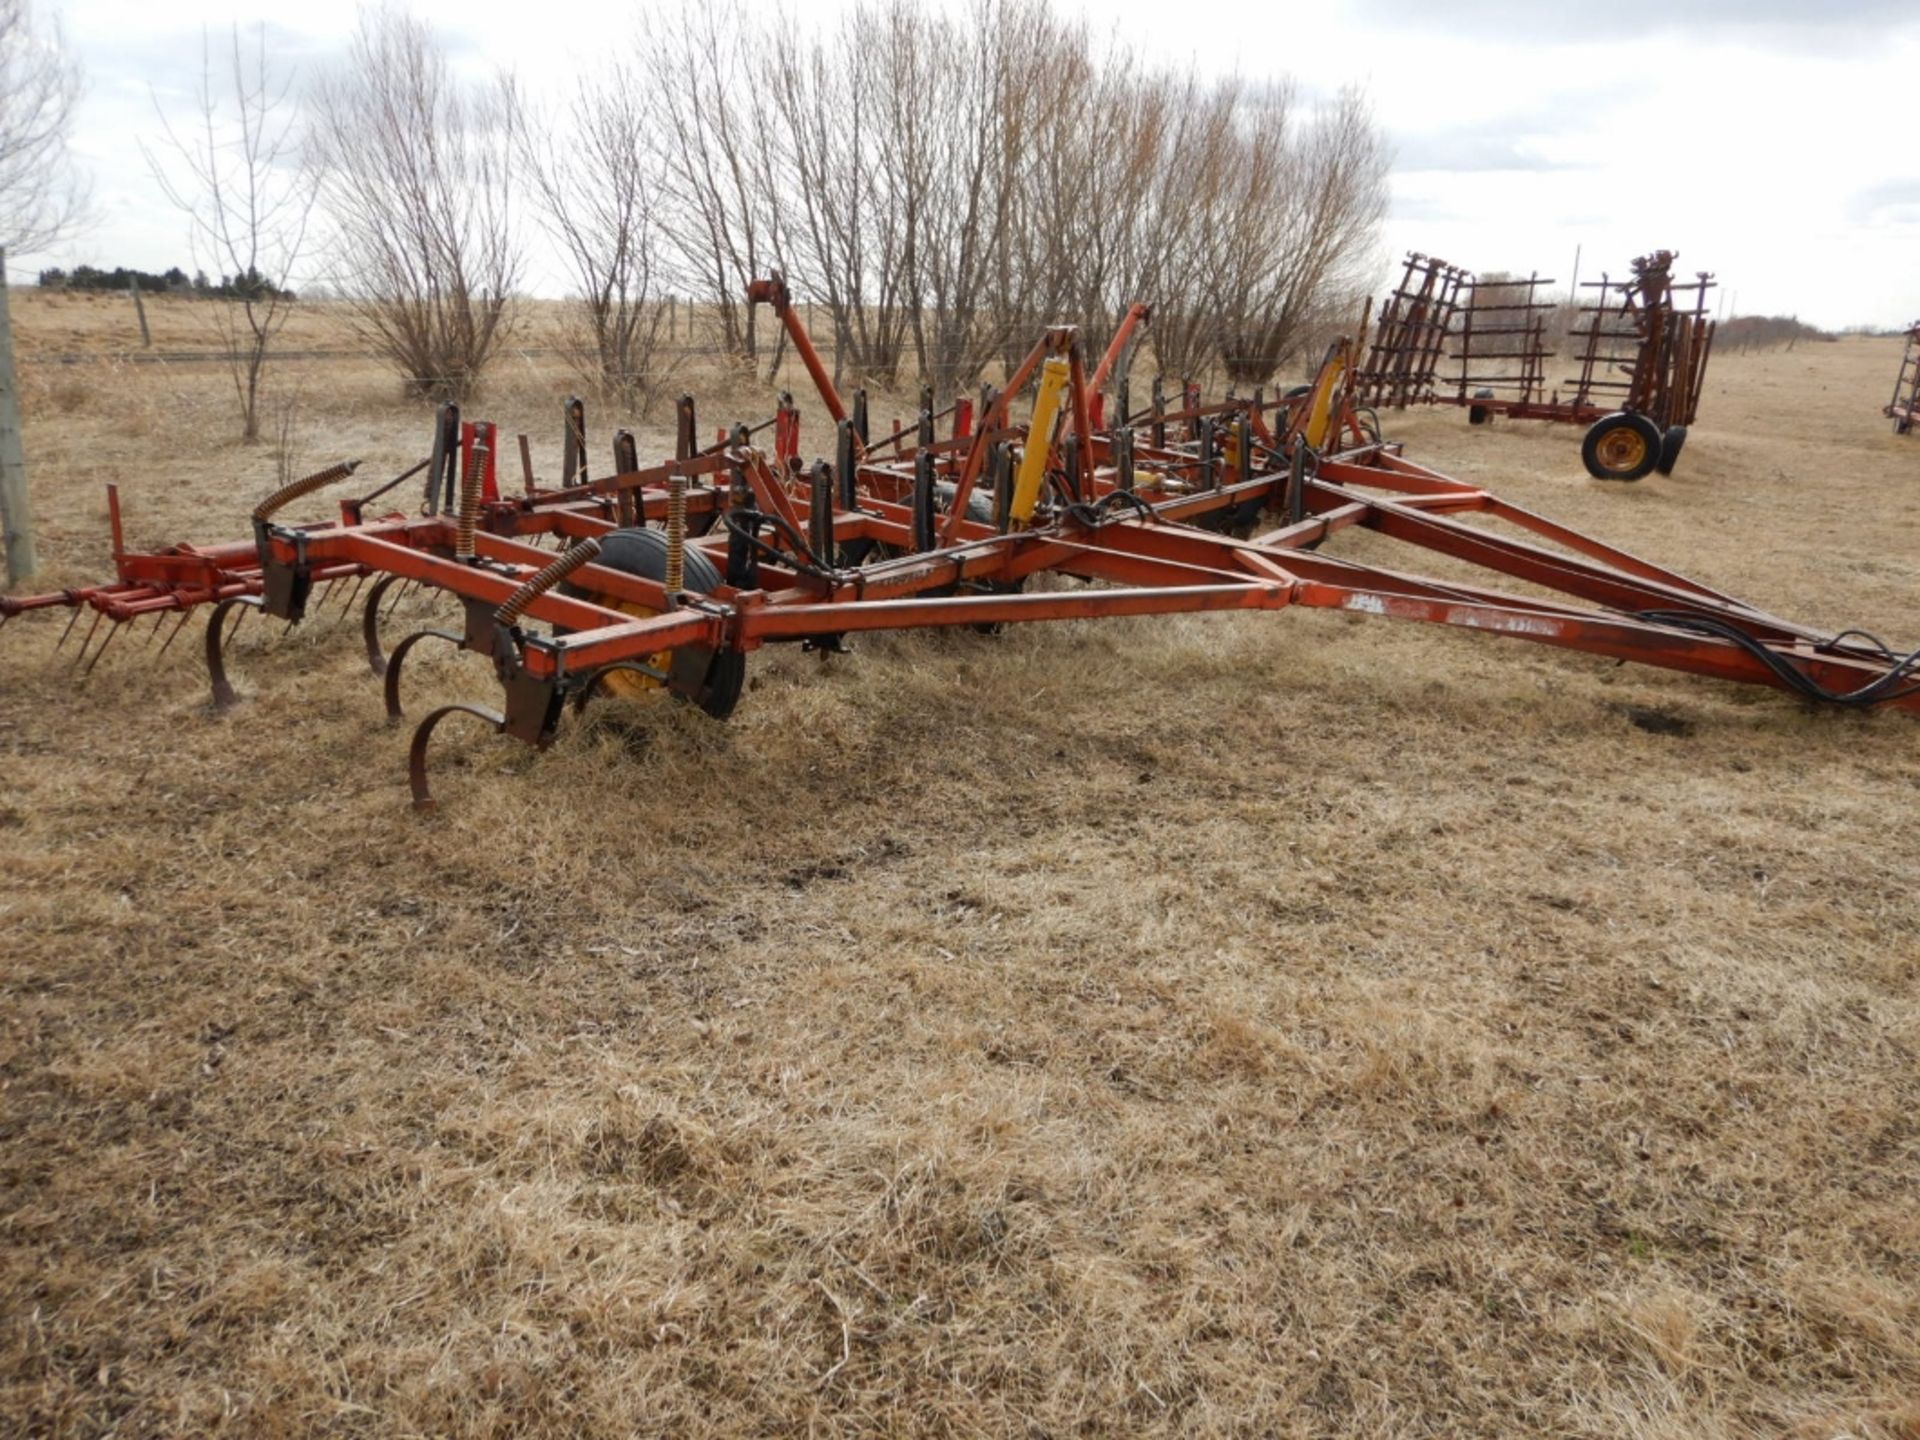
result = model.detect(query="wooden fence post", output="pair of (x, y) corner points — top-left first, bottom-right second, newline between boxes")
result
(0, 247), (38, 585)
(130, 276), (152, 348)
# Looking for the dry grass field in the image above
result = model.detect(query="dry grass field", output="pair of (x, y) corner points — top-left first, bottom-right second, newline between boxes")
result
(3, 292), (1918, 1438)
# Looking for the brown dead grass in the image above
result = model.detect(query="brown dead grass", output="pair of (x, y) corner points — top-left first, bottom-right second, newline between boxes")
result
(2, 298), (1919, 1437)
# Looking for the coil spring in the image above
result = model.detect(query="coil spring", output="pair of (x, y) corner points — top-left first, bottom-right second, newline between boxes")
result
(495, 537), (602, 627)
(251, 460), (360, 523)
(665, 474), (687, 595)
(456, 443), (490, 560)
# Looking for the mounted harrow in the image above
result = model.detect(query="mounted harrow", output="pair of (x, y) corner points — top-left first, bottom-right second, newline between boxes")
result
(5, 275), (1916, 808)
(1885, 322), (1920, 434)
(1357, 249), (1717, 481)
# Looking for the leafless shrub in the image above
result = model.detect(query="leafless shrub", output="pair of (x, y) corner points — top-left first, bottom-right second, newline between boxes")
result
(765, 6), (914, 388)
(629, 0), (1387, 396)
(308, 5), (523, 401)
(145, 25), (313, 443)
(270, 381), (307, 485)
(1138, 86), (1243, 383)
(522, 78), (675, 415)
(1207, 85), (1387, 387)
(1014, 54), (1209, 369)
(1022, 67), (1386, 392)
(638, 2), (784, 366)
(1721, 314), (1832, 353)
(0, 0), (87, 255)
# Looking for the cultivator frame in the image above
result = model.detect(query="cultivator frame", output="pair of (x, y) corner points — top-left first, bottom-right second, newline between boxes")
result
(1357, 250), (1718, 481)
(5, 275), (1916, 807)
(1885, 322), (1920, 434)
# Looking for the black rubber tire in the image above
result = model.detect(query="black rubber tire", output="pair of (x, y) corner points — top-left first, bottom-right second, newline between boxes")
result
(1282, 384), (1313, 400)
(562, 526), (745, 719)
(1656, 424), (1688, 476)
(1467, 388), (1496, 426)
(1581, 411), (1663, 482)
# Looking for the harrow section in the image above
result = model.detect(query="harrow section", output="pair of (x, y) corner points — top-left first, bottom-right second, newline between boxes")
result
(5, 278), (1916, 808)
(1357, 249), (1717, 481)
(1886, 322), (1920, 434)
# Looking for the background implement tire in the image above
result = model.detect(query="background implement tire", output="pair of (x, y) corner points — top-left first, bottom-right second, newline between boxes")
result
(1467, 387), (1496, 426)
(1656, 424), (1688, 476)
(561, 526), (745, 718)
(1582, 412), (1663, 481)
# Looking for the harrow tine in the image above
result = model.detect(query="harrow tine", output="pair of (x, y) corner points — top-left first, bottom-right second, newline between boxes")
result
(69, 612), (105, 672)
(54, 606), (83, 652)
(79, 618), (123, 681)
(337, 573), (366, 620)
(156, 609), (191, 659)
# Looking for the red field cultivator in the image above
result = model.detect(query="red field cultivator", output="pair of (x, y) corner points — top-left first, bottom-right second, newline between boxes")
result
(1885, 322), (1920, 433)
(1357, 249), (1717, 481)
(5, 275), (1916, 808)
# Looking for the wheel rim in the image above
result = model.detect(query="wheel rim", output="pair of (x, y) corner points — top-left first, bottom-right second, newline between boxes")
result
(1596, 426), (1649, 473)
(574, 592), (673, 701)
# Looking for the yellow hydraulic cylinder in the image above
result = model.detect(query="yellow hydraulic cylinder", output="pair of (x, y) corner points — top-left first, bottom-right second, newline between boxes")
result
(1303, 343), (1348, 451)
(1011, 356), (1070, 526)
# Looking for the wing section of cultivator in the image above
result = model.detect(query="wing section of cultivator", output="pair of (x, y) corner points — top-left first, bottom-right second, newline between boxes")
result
(1885, 322), (1920, 434)
(5, 278), (1916, 810)
(1357, 248), (1718, 482)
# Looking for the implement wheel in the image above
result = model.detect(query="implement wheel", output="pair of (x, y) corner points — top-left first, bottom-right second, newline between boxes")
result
(562, 526), (745, 718)
(1582, 412), (1662, 481)
(1656, 424), (1688, 476)
(1467, 388), (1496, 426)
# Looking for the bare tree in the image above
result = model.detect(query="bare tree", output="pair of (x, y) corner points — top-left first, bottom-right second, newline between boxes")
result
(639, 2), (785, 365)
(308, 5), (523, 401)
(1209, 86), (1387, 386)
(766, 5), (913, 387)
(145, 25), (312, 443)
(899, 0), (1058, 390)
(0, 0), (87, 255)
(1015, 54), (1216, 374)
(522, 78), (673, 414)
(617, 0), (1386, 398)
(1137, 84), (1242, 383)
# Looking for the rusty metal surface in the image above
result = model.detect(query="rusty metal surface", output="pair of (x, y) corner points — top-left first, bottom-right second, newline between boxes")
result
(1357, 249), (1718, 443)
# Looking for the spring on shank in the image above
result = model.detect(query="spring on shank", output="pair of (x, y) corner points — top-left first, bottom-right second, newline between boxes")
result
(456, 443), (489, 560)
(251, 460), (360, 523)
(495, 538), (602, 627)
(665, 474), (687, 596)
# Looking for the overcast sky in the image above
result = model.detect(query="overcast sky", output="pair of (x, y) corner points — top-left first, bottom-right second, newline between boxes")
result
(19, 0), (1920, 330)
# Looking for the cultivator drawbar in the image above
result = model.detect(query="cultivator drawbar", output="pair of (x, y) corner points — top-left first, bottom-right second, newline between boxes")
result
(1357, 249), (1717, 481)
(6, 276), (1917, 807)
(1885, 322), (1920, 434)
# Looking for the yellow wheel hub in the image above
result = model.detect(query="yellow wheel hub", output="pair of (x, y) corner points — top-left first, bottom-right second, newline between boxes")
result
(1597, 427), (1648, 472)
(580, 592), (673, 700)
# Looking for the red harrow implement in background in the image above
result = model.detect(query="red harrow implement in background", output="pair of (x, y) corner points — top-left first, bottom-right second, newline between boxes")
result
(5, 275), (1917, 808)
(1885, 322), (1920, 434)
(1357, 249), (1717, 481)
